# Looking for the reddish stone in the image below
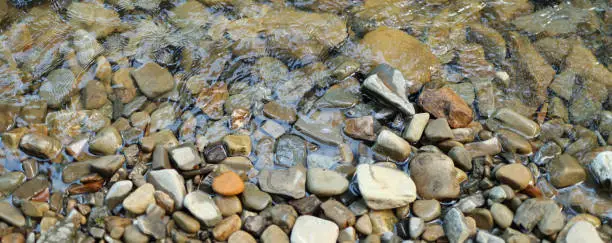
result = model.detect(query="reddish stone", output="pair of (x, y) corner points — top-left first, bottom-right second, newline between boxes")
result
(68, 181), (104, 195)
(31, 188), (50, 202)
(418, 87), (473, 128)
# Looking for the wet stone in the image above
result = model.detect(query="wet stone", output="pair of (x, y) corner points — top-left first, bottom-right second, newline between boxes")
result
(356, 164), (416, 210)
(0, 172), (25, 196)
(0, 201), (26, 227)
(372, 130), (412, 162)
(321, 199), (356, 228)
(257, 166), (306, 199)
(263, 101), (297, 123)
(261, 225), (289, 243)
(183, 191), (222, 227)
(151, 145), (171, 170)
(39, 69), (75, 108)
(419, 87), (474, 128)
(291, 215), (339, 243)
(344, 116), (377, 141)
(495, 163), (532, 190)
(307, 168), (349, 197)
(131, 62), (174, 98)
(122, 183), (155, 215)
(424, 118), (454, 142)
(12, 176), (50, 205)
(486, 108), (540, 139)
(214, 195), (242, 217)
(403, 113), (430, 143)
(589, 151), (612, 189)
(212, 171), (244, 196)
(147, 169), (186, 209)
(412, 200), (441, 222)
(203, 143), (228, 164)
(241, 183), (272, 211)
(261, 204), (298, 234)
(410, 152), (460, 200)
(19, 133), (62, 160)
(295, 117), (344, 145)
(289, 195), (322, 215)
(490, 203), (513, 229)
(173, 211), (200, 234)
(549, 154), (586, 188)
(448, 146), (473, 171)
(89, 126), (122, 155)
(169, 143), (201, 170)
(105, 180), (133, 209)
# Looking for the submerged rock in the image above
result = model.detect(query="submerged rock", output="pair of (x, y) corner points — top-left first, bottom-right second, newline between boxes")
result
(363, 73), (415, 116)
(258, 166), (306, 199)
(419, 87), (473, 128)
(39, 69), (75, 109)
(131, 62), (174, 98)
(358, 27), (438, 87)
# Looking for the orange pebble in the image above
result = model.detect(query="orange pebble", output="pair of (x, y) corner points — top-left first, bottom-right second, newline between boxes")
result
(212, 171), (245, 196)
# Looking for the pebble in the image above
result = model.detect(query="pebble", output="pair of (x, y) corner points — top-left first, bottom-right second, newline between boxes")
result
(549, 154), (586, 188)
(356, 164), (417, 210)
(424, 118), (455, 142)
(183, 191), (222, 227)
(131, 62), (174, 98)
(154, 191), (174, 212)
(105, 180), (133, 209)
(123, 183), (155, 214)
(12, 176), (50, 204)
(214, 195), (243, 216)
(241, 183), (272, 211)
(124, 225), (149, 243)
(0, 201), (26, 227)
(589, 151), (611, 189)
(291, 215), (339, 243)
(89, 126), (122, 155)
(412, 199), (441, 221)
(147, 169), (186, 209)
(289, 195), (322, 215)
(257, 166), (306, 199)
(476, 230), (504, 243)
(496, 129), (532, 154)
(275, 134), (307, 167)
(306, 168), (349, 197)
(466, 208), (494, 230)
(486, 108), (540, 139)
(403, 113), (430, 142)
(409, 217), (425, 239)
(82, 81), (108, 109)
(294, 117), (344, 145)
(89, 155), (125, 177)
(321, 199), (356, 228)
(260, 120), (286, 139)
(372, 129), (412, 161)
(448, 146), (473, 171)
(228, 230), (257, 243)
(369, 210), (398, 234)
(564, 221), (604, 243)
(172, 211), (200, 233)
(39, 69), (75, 108)
(243, 215), (266, 236)
(263, 101), (297, 123)
(338, 227), (357, 242)
(169, 144), (202, 170)
(261, 204), (298, 233)
(0, 172), (25, 196)
(212, 171), (245, 196)
(464, 137), (502, 157)
(513, 198), (563, 233)
(261, 225), (289, 243)
(443, 208), (470, 243)
(19, 133), (62, 160)
(495, 163), (532, 190)
(151, 145), (171, 170)
(419, 87), (474, 128)
(344, 116), (377, 141)
(422, 224), (445, 241)
(355, 215), (372, 235)
(223, 134), (252, 156)
(410, 152), (460, 200)
(490, 203), (513, 229)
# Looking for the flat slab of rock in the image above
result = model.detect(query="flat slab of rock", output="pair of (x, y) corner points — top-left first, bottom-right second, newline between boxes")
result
(0, 201), (25, 227)
(147, 169), (186, 209)
(169, 144), (201, 170)
(294, 118), (343, 145)
(258, 166), (306, 199)
(486, 108), (540, 139)
(356, 164), (416, 210)
(290, 215), (339, 243)
(131, 62), (174, 98)
(184, 191), (222, 227)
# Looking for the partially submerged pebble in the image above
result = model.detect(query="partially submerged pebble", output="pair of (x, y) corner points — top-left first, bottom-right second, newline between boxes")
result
(356, 164), (417, 210)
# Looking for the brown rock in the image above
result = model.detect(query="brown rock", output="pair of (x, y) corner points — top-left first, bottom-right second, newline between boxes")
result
(344, 116), (376, 141)
(197, 82), (228, 120)
(418, 87), (474, 128)
(212, 171), (245, 196)
(213, 214), (242, 241)
(112, 68), (137, 103)
(263, 101), (297, 123)
(410, 152), (460, 200)
(359, 27), (438, 87)
(495, 163), (532, 190)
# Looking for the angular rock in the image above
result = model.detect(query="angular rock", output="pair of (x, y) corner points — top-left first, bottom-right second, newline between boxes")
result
(105, 180), (133, 209)
(257, 166), (306, 199)
(363, 73), (415, 116)
(223, 135), (252, 156)
(123, 183), (155, 214)
(444, 208), (470, 243)
(169, 144), (201, 170)
(419, 87), (473, 128)
(0, 201), (25, 227)
(321, 200), (356, 228)
(275, 134), (307, 168)
(89, 155), (125, 177)
(356, 164), (417, 210)
(131, 62), (174, 98)
(589, 151), (612, 189)
(424, 118), (454, 142)
(89, 126), (122, 155)
(344, 116), (377, 141)
(403, 113), (429, 143)
(19, 133), (62, 160)
(147, 169), (186, 209)
(261, 204), (298, 233)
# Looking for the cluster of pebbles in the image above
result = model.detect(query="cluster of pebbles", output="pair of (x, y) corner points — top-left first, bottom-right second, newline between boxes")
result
(0, 0), (611, 242)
